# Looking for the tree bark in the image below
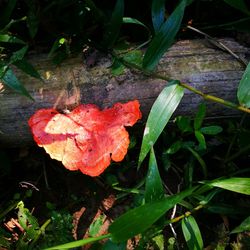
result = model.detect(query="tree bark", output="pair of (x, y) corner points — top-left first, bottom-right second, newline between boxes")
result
(0, 39), (249, 147)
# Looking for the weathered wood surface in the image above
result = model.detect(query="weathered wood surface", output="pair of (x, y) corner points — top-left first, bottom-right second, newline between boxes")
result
(0, 39), (249, 147)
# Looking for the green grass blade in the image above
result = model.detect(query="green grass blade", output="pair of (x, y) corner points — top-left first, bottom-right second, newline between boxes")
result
(2, 67), (34, 100)
(237, 62), (250, 108)
(13, 59), (41, 79)
(181, 215), (203, 250)
(231, 216), (250, 234)
(145, 147), (165, 203)
(151, 0), (165, 32)
(43, 234), (111, 249)
(9, 45), (28, 63)
(109, 188), (195, 243)
(138, 80), (184, 166)
(224, 0), (250, 15)
(143, 0), (186, 70)
(0, 34), (25, 44)
(0, 0), (17, 27)
(102, 0), (124, 49)
(186, 146), (207, 178)
(207, 178), (250, 195)
(194, 103), (206, 131)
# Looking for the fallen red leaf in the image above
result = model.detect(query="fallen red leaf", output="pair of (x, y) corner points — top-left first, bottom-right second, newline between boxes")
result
(28, 100), (142, 176)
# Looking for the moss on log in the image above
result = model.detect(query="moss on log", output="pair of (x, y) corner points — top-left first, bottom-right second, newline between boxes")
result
(0, 39), (249, 147)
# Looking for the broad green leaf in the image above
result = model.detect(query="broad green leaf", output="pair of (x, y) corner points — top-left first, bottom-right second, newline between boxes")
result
(231, 216), (250, 234)
(143, 0), (186, 70)
(13, 59), (41, 79)
(0, 0), (17, 27)
(0, 34), (25, 44)
(138, 80), (184, 166)
(145, 147), (165, 203)
(9, 45), (28, 63)
(194, 103), (206, 131)
(152, 0), (165, 32)
(102, 0), (124, 49)
(224, 0), (250, 15)
(208, 178), (250, 195)
(194, 131), (206, 150)
(44, 234), (110, 250)
(181, 215), (203, 250)
(207, 204), (249, 216)
(109, 188), (195, 243)
(237, 62), (250, 108)
(200, 126), (223, 135)
(102, 239), (127, 250)
(1, 67), (34, 100)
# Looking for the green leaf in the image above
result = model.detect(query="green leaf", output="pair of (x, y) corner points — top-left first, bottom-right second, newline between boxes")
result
(152, 0), (165, 32)
(122, 17), (149, 30)
(112, 50), (143, 75)
(1, 67), (34, 100)
(89, 215), (104, 237)
(109, 188), (195, 243)
(13, 59), (41, 79)
(237, 62), (250, 108)
(0, 0), (17, 27)
(185, 146), (207, 178)
(165, 140), (182, 154)
(200, 126), (223, 135)
(194, 103), (206, 130)
(231, 216), (250, 234)
(0, 34), (25, 44)
(48, 37), (66, 58)
(194, 131), (206, 150)
(181, 215), (203, 250)
(138, 80), (184, 166)
(224, 0), (250, 15)
(207, 178), (250, 195)
(102, 0), (124, 49)
(102, 239), (127, 250)
(17, 201), (40, 240)
(143, 0), (186, 70)
(9, 45), (28, 63)
(145, 147), (165, 203)
(44, 234), (110, 250)
(25, 0), (39, 38)
(175, 116), (193, 133)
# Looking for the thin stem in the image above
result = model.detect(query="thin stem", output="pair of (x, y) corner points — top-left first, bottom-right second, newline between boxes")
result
(112, 52), (250, 114)
(168, 204), (204, 224)
(225, 143), (250, 163)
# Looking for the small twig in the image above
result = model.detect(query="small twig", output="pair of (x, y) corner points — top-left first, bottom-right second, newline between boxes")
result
(19, 181), (39, 191)
(168, 204), (204, 224)
(186, 25), (248, 67)
(43, 159), (50, 190)
(225, 114), (247, 161)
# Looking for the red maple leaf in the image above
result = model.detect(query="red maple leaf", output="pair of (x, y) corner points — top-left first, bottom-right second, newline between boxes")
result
(28, 100), (142, 176)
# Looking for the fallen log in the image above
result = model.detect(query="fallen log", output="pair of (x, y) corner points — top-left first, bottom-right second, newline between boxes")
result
(0, 39), (249, 147)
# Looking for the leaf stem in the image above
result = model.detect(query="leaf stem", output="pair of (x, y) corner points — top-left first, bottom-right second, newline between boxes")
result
(112, 52), (250, 114)
(168, 204), (204, 224)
